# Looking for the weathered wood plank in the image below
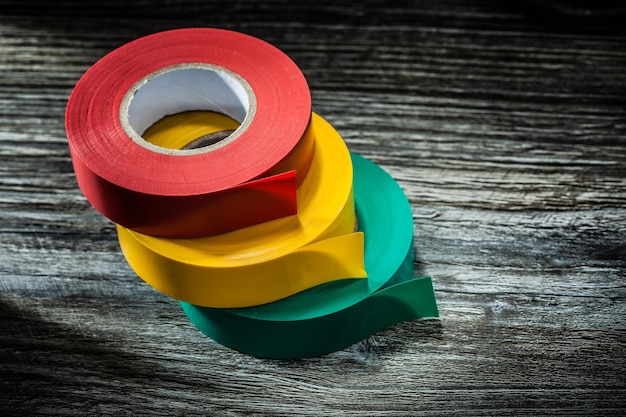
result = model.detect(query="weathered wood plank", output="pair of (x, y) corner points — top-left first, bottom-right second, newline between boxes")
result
(0, 0), (625, 415)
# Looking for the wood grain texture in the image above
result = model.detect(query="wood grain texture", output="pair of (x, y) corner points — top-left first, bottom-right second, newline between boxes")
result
(1, 0), (625, 415)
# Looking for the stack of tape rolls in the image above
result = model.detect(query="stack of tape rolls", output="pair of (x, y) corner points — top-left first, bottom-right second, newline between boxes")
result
(65, 28), (439, 359)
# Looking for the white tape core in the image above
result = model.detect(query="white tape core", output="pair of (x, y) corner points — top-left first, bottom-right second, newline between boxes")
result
(121, 63), (255, 155)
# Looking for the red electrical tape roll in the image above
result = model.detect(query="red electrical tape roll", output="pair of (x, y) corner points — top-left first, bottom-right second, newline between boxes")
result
(65, 28), (314, 238)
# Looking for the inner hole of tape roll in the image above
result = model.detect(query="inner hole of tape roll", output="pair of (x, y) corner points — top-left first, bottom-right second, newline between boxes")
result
(122, 64), (255, 155)
(180, 128), (237, 150)
(142, 111), (240, 151)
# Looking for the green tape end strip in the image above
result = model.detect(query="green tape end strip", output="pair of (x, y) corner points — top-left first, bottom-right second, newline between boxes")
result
(181, 275), (438, 359)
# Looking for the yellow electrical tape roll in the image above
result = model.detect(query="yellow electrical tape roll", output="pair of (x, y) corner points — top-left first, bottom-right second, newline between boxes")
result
(117, 112), (366, 308)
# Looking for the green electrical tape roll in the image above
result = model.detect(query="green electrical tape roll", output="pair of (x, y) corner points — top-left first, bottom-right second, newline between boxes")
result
(180, 152), (439, 359)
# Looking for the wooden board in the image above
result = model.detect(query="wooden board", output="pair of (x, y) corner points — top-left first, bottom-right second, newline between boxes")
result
(1, 1), (625, 415)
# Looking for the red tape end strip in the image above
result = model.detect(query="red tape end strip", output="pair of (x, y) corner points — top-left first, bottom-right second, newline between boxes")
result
(65, 28), (314, 238)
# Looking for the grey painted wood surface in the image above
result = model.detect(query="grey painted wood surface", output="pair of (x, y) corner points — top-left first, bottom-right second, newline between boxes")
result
(1, 1), (625, 415)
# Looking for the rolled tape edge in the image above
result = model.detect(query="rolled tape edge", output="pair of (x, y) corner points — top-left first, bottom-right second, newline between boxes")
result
(66, 28), (313, 238)
(179, 152), (439, 358)
(117, 112), (365, 308)
(222, 152), (415, 321)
